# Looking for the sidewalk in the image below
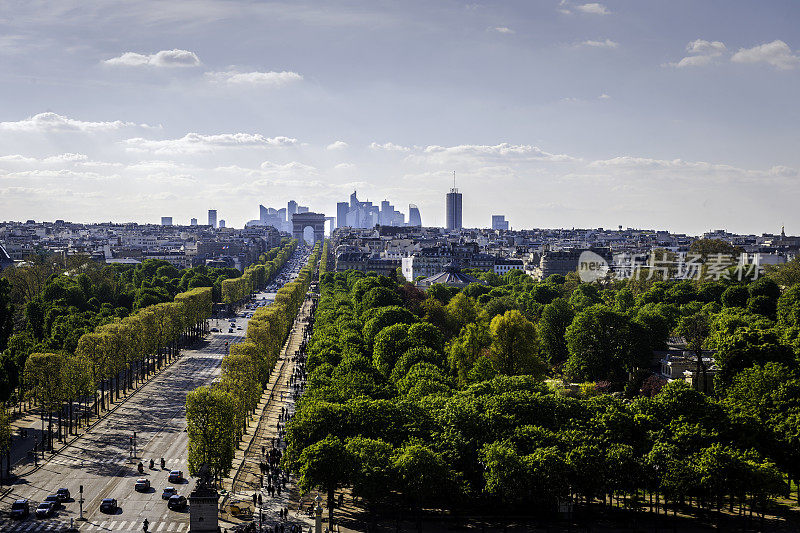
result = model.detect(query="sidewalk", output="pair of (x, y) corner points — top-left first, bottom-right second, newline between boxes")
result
(220, 295), (316, 532)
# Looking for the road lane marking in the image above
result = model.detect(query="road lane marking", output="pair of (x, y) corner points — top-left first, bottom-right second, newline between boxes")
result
(176, 523), (185, 531)
(118, 520), (127, 530)
(167, 523), (176, 531)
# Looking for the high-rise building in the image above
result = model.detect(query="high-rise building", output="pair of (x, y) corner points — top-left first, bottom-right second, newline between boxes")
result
(287, 200), (298, 221)
(208, 209), (217, 228)
(161, 217), (173, 226)
(408, 204), (422, 227)
(297, 206), (309, 214)
(219, 219), (226, 228)
(446, 188), (462, 230)
(190, 218), (198, 226)
(337, 202), (349, 228)
(492, 215), (509, 231)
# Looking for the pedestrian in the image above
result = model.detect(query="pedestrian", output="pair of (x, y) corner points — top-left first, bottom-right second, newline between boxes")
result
(253, 493), (258, 507)
(277, 484), (281, 496)
(258, 494), (263, 506)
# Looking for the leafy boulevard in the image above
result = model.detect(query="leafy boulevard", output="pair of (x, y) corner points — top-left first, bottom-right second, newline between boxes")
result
(278, 244), (800, 529)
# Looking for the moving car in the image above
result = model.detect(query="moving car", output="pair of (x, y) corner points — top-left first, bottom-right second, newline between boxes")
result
(134, 478), (150, 492)
(56, 488), (71, 502)
(167, 494), (187, 510)
(162, 487), (177, 500)
(99, 498), (118, 513)
(168, 470), (183, 482)
(228, 328), (234, 333)
(10, 499), (29, 519)
(210, 328), (219, 332)
(43, 495), (61, 509)
(35, 501), (55, 518)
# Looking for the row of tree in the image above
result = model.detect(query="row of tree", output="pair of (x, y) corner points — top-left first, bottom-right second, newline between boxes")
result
(22, 286), (212, 454)
(221, 240), (298, 304)
(186, 242), (321, 484)
(284, 265), (800, 526)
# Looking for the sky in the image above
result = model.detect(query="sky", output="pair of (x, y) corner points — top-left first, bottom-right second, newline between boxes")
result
(0, 0), (798, 235)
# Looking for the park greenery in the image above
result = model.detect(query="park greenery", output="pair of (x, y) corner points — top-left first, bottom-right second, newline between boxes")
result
(0, 239), (295, 469)
(186, 242), (320, 484)
(284, 252), (800, 525)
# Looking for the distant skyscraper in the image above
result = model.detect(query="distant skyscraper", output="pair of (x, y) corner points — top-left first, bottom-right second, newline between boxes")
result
(161, 217), (173, 226)
(337, 202), (349, 228)
(408, 204), (422, 227)
(492, 215), (509, 231)
(287, 200), (298, 221)
(259, 204), (268, 223)
(190, 218), (198, 226)
(297, 206), (309, 214)
(446, 188), (462, 230)
(219, 219), (226, 228)
(208, 209), (217, 228)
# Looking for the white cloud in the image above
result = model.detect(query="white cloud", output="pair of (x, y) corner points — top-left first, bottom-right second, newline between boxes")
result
(104, 49), (201, 67)
(576, 3), (609, 15)
(259, 161), (318, 174)
(369, 142), (410, 152)
(579, 39), (618, 49)
(326, 140), (349, 151)
(0, 112), (156, 133)
(205, 70), (303, 87)
(422, 143), (575, 162)
(493, 27), (515, 34)
(334, 162), (355, 170)
(669, 39), (727, 68)
(731, 40), (799, 70)
(599, 93), (611, 99)
(125, 133), (298, 154)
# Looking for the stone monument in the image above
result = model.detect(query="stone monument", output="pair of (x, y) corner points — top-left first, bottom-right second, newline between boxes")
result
(189, 465), (220, 533)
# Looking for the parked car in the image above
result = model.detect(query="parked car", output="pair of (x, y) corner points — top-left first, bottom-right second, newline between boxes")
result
(210, 328), (219, 332)
(167, 495), (187, 510)
(228, 328), (234, 333)
(10, 499), (29, 519)
(35, 501), (55, 518)
(135, 478), (150, 492)
(168, 470), (183, 483)
(162, 486), (177, 500)
(56, 488), (71, 502)
(99, 498), (118, 513)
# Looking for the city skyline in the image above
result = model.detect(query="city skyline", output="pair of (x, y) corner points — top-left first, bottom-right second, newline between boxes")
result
(1, 1), (799, 234)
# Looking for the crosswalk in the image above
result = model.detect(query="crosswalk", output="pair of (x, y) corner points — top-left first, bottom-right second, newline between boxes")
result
(1, 519), (188, 532)
(46, 456), (186, 468)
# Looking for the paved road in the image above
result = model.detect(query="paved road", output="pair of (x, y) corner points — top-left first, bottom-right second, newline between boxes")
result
(0, 247), (311, 533)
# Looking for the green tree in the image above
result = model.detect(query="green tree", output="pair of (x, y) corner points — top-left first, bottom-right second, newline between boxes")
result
(186, 385), (236, 484)
(564, 305), (649, 382)
(297, 435), (354, 527)
(538, 298), (574, 366)
(489, 310), (545, 377)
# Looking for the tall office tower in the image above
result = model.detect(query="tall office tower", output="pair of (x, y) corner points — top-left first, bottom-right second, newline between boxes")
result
(287, 200), (298, 221)
(337, 202), (349, 228)
(219, 219), (226, 228)
(297, 206), (309, 214)
(259, 204), (268, 223)
(380, 200), (391, 225)
(446, 188), (462, 230)
(161, 217), (173, 226)
(408, 204), (422, 226)
(492, 215), (509, 231)
(208, 209), (217, 228)
(190, 218), (198, 226)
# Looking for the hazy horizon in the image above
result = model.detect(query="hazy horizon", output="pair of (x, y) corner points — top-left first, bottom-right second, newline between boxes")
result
(1, 1), (798, 235)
